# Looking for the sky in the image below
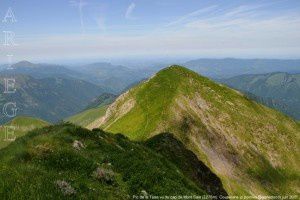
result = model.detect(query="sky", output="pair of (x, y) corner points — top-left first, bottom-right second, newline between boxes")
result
(0, 0), (300, 63)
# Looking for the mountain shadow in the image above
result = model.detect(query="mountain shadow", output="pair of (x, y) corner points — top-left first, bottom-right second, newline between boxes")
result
(145, 133), (228, 196)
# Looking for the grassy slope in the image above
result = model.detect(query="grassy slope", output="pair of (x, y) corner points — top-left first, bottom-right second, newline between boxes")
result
(67, 105), (108, 127)
(0, 123), (206, 199)
(100, 66), (300, 196)
(0, 116), (49, 149)
(66, 93), (116, 128)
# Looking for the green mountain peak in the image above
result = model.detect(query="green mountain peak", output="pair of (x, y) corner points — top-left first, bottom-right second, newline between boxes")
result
(95, 65), (300, 196)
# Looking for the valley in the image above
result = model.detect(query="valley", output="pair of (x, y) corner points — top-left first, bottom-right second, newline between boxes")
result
(0, 73), (106, 123)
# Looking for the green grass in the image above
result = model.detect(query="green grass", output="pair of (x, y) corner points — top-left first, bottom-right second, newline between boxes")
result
(66, 93), (116, 128)
(0, 116), (50, 149)
(102, 66), (183, 139)
(0, 123), (207, 199)
(67, 105), (108, 127)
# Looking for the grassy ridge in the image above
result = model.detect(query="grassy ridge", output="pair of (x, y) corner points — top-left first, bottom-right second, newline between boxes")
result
(100, 65), (300, 195)
(0, 123), (208, 199)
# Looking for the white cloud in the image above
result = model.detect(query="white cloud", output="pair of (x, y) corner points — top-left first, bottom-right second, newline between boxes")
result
(125, 3), (136, 20)
(164, 3), (300, 50)
(223, 4), (267, 18)
(167, 5), (218, 27)
(69, 0), (88, 33)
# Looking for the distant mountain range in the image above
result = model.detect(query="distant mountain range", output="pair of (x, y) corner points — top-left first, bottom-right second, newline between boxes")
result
(0, 74), (105, 123)
(1, 61), (151, 94)
(0, 61), (150, 124)
(221, 72), (300, 120)
(5, 58), (300, 93)
(73, 62), (151, 93)
(185, 58), (300, 79)
(1, 61), (84, 80)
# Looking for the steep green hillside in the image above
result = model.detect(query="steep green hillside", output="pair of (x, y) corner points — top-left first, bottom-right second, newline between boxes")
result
(221, 72), (300, 120)
(0, 74), (105, 123)
(0, 116), (49, 149)
(0, 123), (219, 199)
(98, 66), (300, 196)
(67, 93), (116, 128)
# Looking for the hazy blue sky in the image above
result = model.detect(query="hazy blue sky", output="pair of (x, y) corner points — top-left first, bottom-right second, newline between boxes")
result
(0, 0), (300, 62)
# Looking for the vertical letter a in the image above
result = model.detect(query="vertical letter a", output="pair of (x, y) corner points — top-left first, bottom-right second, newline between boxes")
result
(3, 7), (17, 23)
